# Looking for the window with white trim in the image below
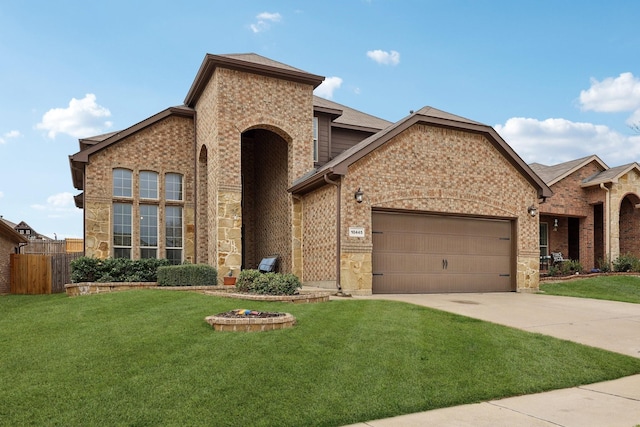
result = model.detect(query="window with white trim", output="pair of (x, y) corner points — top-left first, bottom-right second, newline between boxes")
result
(113, 168), (132, 198)
(312, 116), (319, 163)
(140, 171), (158, 199)
(140, 204), (158, 259)
(540, 222), (549, 258)
(165, 173), (183, 201)
(113, 203), (132, 258)
(165, 206), (183, 265)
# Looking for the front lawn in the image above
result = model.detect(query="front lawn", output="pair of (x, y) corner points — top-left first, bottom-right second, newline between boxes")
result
(540, 275), (640, 303)
(2, 291), (640, 426)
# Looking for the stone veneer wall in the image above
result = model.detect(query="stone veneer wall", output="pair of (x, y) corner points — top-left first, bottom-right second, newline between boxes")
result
(339, 124), (541, 294)
(194, 66), (314, 279)
(83, 115), (195, 261)
(609, 170), (640, 263)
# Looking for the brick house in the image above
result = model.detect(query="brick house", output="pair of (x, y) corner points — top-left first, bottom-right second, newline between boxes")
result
(531, 155), (640, 271)
(0, 218), (28, 294)
(69, 53), (551, 294)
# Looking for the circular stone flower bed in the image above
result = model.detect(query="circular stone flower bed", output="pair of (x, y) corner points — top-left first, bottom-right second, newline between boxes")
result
(205, 309), (296, 332)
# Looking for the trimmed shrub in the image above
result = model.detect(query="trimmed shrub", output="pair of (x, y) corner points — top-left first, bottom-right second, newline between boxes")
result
(236, 269), (262, 293)
(71, 257), (170, 283)
(235, 270), (301, 295)
(613, 253), (640, 272)
(157, 264), (217, 287)
(559, 259), (583, 275)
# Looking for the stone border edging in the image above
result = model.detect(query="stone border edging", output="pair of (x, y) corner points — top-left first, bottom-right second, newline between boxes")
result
(203, 290), (331, 304)
(204, 312), (296, 332)
(540, 272), (640, 282)
(64, 282), (232, 297)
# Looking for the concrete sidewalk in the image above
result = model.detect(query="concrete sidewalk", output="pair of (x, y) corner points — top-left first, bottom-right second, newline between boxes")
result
(342, 292), (640, 427)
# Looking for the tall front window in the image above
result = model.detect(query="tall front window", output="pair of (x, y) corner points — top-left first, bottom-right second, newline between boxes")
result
(540, 222), (549, 258)
(140, 171), (158, 199)
(165, 173), (183, 201)
(312, 116), (319, 163)
(113, 203), (132, 258)
(113, 169), (132, 197)
(165, 206), (183, 264)
(140, 205), (158, 258)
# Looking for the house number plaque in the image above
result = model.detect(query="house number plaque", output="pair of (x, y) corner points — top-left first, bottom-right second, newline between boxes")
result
(348, 227), (365, 238)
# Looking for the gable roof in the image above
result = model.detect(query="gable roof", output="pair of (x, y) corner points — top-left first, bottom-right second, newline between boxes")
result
(185, 53), (325, 107)
(313, 96), (392, 133)
(581, 162), (640, 187)
(529, 155), (608, 186)
(69, 106), (195, 190)
(290, 106), (552, 199)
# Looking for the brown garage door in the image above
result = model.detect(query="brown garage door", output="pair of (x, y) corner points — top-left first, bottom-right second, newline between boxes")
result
(372, 211), (513, 293)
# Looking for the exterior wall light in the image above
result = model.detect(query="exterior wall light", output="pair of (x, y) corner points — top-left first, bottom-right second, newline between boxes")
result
(553, 218), (558, 231)
(527, 205), (537, 217)
(355, 188), (364, 203)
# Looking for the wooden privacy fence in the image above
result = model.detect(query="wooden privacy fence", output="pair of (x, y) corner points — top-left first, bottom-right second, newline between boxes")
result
(20, 238), (83, 254)
(10, 253), (82, 294)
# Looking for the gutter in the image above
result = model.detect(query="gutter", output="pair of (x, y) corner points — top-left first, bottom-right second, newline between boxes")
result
(323, 174), (343, 293)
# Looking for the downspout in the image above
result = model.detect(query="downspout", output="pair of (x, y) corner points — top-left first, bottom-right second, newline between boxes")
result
(600, 183), (610, 267)
(324, 174), (342, 293)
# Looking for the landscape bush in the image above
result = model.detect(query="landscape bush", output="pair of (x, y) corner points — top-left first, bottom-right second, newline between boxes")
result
(156, 264), (217, 286)
(71, 257), (170, 283)
(235, 269), (301, 295)
(612, 253), (640, 273)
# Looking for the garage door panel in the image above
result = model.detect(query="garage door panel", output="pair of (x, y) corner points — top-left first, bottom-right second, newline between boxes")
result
(372, 212), (514, 294)
(375, 233), (510, 256)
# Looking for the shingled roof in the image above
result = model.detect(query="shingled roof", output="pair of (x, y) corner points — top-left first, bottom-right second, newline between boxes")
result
(313, 96), (392, 132)
(581, 162), (640, 187)
(290, 106), (552, 199)
(529, 155), (608, 186)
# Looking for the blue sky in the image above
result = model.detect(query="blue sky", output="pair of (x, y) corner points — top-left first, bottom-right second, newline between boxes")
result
(1, 0), (640, 239)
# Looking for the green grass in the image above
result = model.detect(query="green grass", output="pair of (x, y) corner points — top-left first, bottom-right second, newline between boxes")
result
(2, 291), (640, 427)
(540, 275), (640, 303)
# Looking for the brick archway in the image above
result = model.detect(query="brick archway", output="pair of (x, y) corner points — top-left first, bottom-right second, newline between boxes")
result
(241, 128), (291, 272)
(619, 193), (640, 256)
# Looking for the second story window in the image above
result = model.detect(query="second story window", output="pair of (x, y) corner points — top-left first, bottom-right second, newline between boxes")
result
(165, 173), (183, 201)
(313, 116), (319, 163)
(140, 171), (158, 199)
(113, 168), (132, 197)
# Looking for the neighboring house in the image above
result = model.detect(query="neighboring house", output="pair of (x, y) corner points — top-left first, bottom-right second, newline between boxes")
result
(69, 53), (551, 294)
(531, 155), (640, 271)
(0, 219), (28, 294)
(0, 217), (51, 241)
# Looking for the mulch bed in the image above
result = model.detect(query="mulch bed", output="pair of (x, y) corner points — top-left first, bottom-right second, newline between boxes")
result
(216, 309), (287, 318)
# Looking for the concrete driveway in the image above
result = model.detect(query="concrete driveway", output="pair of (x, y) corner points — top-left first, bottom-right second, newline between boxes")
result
(361, 292), (640, 358)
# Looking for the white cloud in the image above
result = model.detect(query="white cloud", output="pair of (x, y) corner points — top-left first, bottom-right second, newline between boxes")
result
(580, 73), (640, 112)
(0, 129), (22, 144)
(314, 76), (343, 99)
(250, 11), (282, 33)
(36, 94), (112, 139)
(579, 72), (640, 126)
(31, 192), (77, 213)
(495, 117), (640, 166)
(366, 49), (400, 66)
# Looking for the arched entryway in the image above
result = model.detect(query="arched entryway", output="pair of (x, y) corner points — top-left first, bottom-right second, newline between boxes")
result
(619, 193), (640, 256)
(240, 127), (291, 272)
